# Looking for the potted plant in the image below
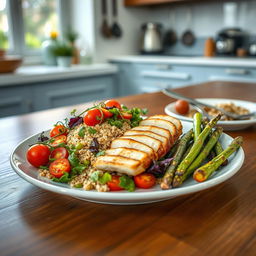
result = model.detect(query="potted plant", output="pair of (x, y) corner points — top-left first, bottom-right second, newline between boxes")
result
(53, 42), (73, 67)
(65, 29), (79, 64)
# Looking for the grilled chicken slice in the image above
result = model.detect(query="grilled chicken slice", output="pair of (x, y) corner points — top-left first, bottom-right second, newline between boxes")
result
(121, 134), (165, 159)
(105, 147), (151, 169)
(94, 155), (144, 176)
(149, 115), (182, 137)
(124, 130), (170, 154)
(140, 118), (178, 140)
(132, 125), (174, 146)
(111, 138), (155, 160)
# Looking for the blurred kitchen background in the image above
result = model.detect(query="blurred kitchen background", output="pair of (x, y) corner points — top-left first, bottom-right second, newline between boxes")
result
(1, 0), (256, 118)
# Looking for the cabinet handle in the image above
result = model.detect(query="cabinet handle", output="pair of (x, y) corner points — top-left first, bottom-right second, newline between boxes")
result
(141, 70), (190, 80)
(225, 69), (250, 75)
(155, 64), (171, 70)
(25, 99), (33, 112)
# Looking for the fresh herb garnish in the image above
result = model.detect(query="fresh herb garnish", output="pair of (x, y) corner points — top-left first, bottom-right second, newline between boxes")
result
(74, 183), (83, 188)
(39, 165), (48, 170)
(78, 127), (86, 138)
(107, 118), (124, 128)
(119, 176), (135, 192)
(52, 172), (71, 183)
(96, 150), (105, 157)
(88, 127), (97, 134)
(90, 171), (112, 184)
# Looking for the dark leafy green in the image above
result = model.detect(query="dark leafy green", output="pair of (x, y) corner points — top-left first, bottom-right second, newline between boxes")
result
(119, 176), (135, 192)
(78, 127), (86, 138)
(52, 172), (71, 183)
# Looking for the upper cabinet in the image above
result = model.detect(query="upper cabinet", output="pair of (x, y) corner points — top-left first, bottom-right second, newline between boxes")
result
(124, 0), (190, 6)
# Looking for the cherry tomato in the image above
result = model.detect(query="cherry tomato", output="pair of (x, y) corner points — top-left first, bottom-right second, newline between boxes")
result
(120, 112), (133, 120)
(83, 108), (103, 126)
(26, 144), (51, 168)
(50, 147), (69, 160)
(50, 135), (67, 147)
(104, 99), (121, 109)
(174, 100), (189, 115)
(101, 108), (113, 118)
(107, 175), (124, 191)
(134, 173), (156, 189)
(50, 125), (68, 137)
(49, 158), (71, 178)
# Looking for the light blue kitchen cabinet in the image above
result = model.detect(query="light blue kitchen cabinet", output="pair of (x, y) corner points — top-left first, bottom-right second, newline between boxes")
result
(33, 76), (116, 111)
(0, 85), (33, 117)
(111, 61), (256, 96)
(0, 75), (116, 118)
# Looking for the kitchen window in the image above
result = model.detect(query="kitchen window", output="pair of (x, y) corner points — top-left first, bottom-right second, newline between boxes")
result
(0, 0), (70, 59)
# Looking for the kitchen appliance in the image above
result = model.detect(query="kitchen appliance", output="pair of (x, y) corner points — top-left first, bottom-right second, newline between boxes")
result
(215, 28), (245, 56)
(141, 23), (163, 54)
(249, 42), (256, 56)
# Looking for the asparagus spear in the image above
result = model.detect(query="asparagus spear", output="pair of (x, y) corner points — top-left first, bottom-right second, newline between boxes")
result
(186, 127), (223, 173)
(174, 127), (223, 186)
(203, 117), (228, 166)
(193, 136), (243, 182)
(161, 129), (193, 190)
(174, 114), (221, 177)
(165, 138), (181, 159)
(215, 141), (228, 166)
(193, 112), (202, 140)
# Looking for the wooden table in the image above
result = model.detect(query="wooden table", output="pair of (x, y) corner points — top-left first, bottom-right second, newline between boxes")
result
(0, 81), (255, 256)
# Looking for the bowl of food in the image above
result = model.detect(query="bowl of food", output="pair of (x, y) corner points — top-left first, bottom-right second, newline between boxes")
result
(165, 98), (256, 131)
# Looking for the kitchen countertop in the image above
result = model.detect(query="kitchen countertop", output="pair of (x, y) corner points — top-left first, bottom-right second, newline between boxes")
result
(0, 63), (118, 87)
(1, 81), (255, 256)
(110, 55), (256, 67)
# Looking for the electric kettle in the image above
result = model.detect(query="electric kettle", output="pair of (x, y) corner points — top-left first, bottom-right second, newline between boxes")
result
(141, 23), (163, 54)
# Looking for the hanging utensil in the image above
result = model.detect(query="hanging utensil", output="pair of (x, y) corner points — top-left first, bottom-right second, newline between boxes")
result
(181, 7), (195, 46)
(163, 9), (177, 47)
(111, 0), (122, 38)
(101, 0), (111, 38)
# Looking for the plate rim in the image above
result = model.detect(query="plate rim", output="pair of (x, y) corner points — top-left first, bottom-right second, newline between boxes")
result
(10, 122), (245, 203)
(165, 98), (256, 125)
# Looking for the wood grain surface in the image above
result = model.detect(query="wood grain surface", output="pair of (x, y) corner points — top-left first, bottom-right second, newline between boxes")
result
(0, 81), (255, 256)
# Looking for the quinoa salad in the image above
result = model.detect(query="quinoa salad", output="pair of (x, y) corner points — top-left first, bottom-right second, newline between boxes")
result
(27, 100), (151, 192)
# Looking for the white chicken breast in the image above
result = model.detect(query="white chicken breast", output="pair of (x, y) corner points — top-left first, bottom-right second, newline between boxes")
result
(94, 114), (182, 176)
(140, 118), (178, 140)
(105, 147), (151, 168)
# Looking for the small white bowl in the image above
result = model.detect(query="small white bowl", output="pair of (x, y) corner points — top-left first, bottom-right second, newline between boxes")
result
(165, 98), (256, 131)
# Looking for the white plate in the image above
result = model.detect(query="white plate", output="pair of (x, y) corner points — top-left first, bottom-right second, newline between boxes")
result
(165, 98), (256, 131)
(10, 122), (244, 205)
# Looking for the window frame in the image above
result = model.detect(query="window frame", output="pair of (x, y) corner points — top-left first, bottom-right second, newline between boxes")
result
(5, 0), (71, 60)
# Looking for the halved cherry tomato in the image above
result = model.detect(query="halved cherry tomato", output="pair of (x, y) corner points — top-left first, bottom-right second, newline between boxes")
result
(50, 147), (69, 160)
(134, 173), (156, 189)
(50, 125), (68, 137)
(104, 99), (121, 109)
(107, 175), (124, 191)
(120, 112), (133, 120)
(174, 100), (189, 115)
(101, 108), (113, 118)
(27, 144), (51, 168)
(50, 135), (67, 147)
(49, 158), (71, 178)
(83, 108), (104, 126)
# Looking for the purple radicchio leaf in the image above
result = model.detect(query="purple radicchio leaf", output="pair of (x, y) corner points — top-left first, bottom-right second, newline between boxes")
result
(89, 138), (100, 153)
(68, 116), (83, 129)
(37, 131), (49, 142)
(146, 158), (173, 178)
